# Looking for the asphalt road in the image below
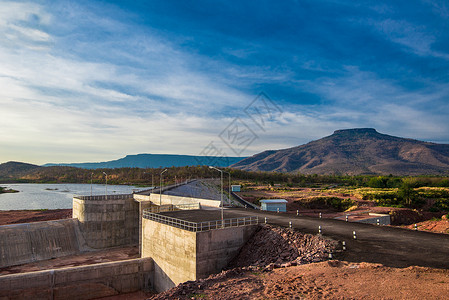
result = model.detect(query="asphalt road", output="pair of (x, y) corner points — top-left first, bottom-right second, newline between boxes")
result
(228, 208), (449, 269)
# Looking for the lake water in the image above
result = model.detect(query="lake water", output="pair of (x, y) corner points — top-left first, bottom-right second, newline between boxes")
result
(0, 183), (145, 210)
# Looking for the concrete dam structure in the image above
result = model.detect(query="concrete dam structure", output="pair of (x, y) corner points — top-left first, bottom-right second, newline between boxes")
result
(141, 210), (258, 292)
(0, 219), (87, 268)
(73, 194), (139, 249)
(0, 180), (259, 298)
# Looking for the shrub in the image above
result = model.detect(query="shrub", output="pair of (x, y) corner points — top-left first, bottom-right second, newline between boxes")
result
(431, 198), (449, 212)
(416, 187), (449, 199)
(375, 197), (403, 207)
(299, 197), (354, 211)
(330, 198), (355, 211)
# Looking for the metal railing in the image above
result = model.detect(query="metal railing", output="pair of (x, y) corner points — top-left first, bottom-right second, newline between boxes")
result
(175, 203), (201, 210)
(147, 203), (201, 213)
(231, 192), (260, 209)
(142, 210), (258, 232)
(73, 194), (133, 201)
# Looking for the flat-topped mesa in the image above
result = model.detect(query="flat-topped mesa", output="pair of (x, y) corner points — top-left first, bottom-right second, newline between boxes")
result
(333, 128), (378, 135)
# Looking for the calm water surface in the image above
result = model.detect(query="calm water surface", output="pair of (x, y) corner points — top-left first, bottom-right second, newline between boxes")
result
(0, 183), (144, 210)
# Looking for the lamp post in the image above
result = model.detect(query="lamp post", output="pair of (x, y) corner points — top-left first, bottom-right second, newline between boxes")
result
(102, 172), (108, 200)
(160, 169), (168, 206)
(222, 170), (231, 206)
(144, 171), (154, 190)
(209, 166), (224, 227)
(90, 172), (93, 197)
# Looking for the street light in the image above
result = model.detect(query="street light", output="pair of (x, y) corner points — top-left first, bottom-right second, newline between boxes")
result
(209, 166), (224, 227)
(144, 171), (155, 190)
(90, 172), (93, 197)
(102, 172), (108, 200)
(160, 169), (168, 206)
(222, 170), (231, 206)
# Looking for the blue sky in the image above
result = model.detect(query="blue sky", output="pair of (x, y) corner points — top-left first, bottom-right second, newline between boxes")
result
(1, 0), (449, 164)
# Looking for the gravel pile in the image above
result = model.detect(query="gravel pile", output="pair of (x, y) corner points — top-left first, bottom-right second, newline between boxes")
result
(228, 224), (337, 269)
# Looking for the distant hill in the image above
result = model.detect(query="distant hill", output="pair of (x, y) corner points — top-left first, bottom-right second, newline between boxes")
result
(44, 154), (246, 169)
(0, 161), (42, 179)
(231, 128), (449, 175)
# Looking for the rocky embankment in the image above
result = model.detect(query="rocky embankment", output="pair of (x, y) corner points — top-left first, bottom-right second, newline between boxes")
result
(150, 225), (337, 299)
(229, 224), (337, 269)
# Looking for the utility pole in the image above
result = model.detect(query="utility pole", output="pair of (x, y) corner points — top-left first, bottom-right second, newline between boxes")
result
(160, 169), (167, 206)
(209, 166), (224, 228)
(102, 172), (108, 200)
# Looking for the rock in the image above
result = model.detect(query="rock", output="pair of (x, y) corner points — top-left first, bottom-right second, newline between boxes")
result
(263, 263), (275, 272)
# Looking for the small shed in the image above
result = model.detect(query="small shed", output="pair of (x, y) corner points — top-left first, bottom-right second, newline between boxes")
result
(260, 199), (288, 212)
(231, 185), (241, 192)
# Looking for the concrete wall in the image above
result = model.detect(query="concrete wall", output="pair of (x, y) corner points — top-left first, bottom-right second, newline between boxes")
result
(73, 194), (139, 249)
(145, 193), (221, 208)
(356, 213), (391, 225)
(0, 258), (153, 300)
(196, 225), (257, 279)
(0, 219), (86, 268)
(261, 203), (287, 212)
(142, 218), (197, 293)
(142, 218), (257, 292)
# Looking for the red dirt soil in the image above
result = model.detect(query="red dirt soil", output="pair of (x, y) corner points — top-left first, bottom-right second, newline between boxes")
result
(404, 216), (449, 234)
(149, 261), (449, 300)
(0, 246), (139, 275)
(0, 209), (72, 225)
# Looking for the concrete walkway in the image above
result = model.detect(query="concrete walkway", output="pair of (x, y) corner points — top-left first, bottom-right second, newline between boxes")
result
(228, 208), (449, 269)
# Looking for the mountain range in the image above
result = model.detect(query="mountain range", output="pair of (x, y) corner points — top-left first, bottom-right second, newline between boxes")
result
(43, 154), (245, 169)
(231, 128), (449, 175)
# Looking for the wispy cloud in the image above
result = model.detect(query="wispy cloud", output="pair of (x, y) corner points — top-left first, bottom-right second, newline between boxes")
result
(371, 18), (449, 59)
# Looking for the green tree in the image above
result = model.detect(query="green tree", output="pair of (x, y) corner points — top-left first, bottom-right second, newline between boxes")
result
(398, 178), (417, 206)
(368, 176), (387, 188)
